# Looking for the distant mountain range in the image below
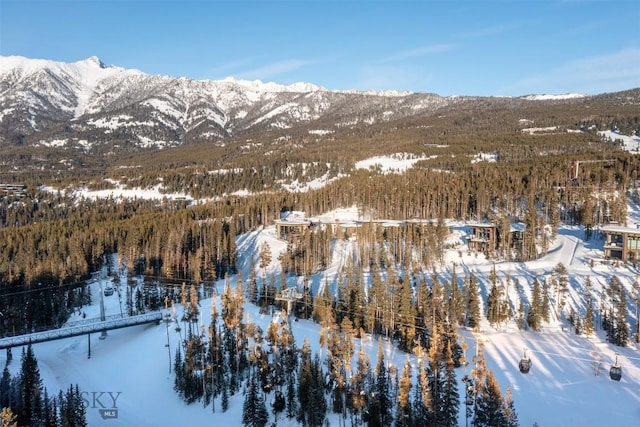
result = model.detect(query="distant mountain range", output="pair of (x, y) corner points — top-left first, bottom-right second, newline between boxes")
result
(0, 55), (634, 153)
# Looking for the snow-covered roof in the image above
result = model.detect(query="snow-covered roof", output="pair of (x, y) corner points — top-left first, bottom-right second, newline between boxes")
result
(468, 221), (495, 228)
(279, 210), (306, 221)
(600, 224), (640, 234)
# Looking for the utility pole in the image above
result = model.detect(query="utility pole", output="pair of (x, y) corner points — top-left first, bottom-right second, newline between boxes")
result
(99, 283), (107, 340)
(165, 296), (171, 374)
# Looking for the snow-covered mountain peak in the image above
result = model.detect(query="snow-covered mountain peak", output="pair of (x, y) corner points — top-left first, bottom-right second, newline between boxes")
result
(0, 55), (53, 75)
(79, 56), (106, 69)
(217, 76), (324, 94)
(0, 55), (452, 150)
(521, 93), (587, 100)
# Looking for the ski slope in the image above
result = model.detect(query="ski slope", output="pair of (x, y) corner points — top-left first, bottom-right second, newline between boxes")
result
(3, 210), (640, 426)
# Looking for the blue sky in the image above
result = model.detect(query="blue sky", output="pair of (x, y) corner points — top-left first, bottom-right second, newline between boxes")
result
(1, 0), (639, 96)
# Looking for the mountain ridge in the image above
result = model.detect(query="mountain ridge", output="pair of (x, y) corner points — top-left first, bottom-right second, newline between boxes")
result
(0, 55), (637, 153)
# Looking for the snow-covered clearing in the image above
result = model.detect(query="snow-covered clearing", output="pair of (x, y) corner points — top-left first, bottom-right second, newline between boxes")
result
(355, 153), (435, 174)
(600, 130), (640, 153)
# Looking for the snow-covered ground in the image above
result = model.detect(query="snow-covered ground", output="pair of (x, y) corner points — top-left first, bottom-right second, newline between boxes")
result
(13, 137), (640, 425)
(4, 200), (640, 426)
(354, 153), (436, 174)
(599, 130), (640, 153)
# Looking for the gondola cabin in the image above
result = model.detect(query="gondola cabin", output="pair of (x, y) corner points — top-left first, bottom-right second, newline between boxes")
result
(610, 365), (622, 381)
(610, 353), (622, 381)
(609, 365), (622, 381)
(519, 349), (531, 374)
(519, 357), (532, 374)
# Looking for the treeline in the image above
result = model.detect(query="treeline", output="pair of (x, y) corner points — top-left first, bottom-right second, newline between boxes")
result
(0, 278), (90, 338)
(0, 168), (631, 337)
(171, 280), (518, 427)
(0, 344), (87, 427)
(0, 107), (638, 344)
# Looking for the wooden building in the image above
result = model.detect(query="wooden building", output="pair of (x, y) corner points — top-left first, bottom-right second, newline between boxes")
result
(468, 223), (498, 252)
(0, 184), (27, 198)
(275, 211), (311, 241)
(600, 225), (640, 261)
(467, 222), (526, 253)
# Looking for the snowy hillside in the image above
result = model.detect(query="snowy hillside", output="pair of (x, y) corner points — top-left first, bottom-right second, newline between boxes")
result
(3, 197), (640, 426)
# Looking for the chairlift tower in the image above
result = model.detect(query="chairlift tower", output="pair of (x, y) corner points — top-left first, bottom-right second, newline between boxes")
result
(275, 287), (303, 319)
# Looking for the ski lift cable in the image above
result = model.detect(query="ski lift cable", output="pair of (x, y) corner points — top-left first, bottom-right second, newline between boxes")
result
(525, 347), (622, 364)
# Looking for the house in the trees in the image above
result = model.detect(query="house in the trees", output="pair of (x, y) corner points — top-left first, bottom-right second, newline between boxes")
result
(600, 225), (640, 261)
(509, 222), (526, 252)
(275, 211), (311, 241)
(467, 221), (526, 253)
(0, 183), (27, 198)
(467, 222), (497, 252)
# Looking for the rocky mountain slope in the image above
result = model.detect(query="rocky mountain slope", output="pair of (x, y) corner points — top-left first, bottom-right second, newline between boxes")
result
(0, 55), (452, 150)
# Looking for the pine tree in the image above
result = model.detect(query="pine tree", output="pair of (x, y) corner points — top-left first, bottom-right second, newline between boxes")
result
(583, 276), (595, 337)
(309, 355), (327, 427)
(448, 265), (465, 326)
(18, 344), (43, 426)
(285, 374), (297, 419)
(59, 384), (87, 427)
(614, 285), (630, 346)
(39, 391), (50, 427)
(396, 361), (413, 427)
(0, 407), (17, 427)
(527, 277), (542, 331)
(504, 387), (519, 427)
(0, 363), (11, 409)
(350, 345), (370, 424)
(428, 322), (443, 426)
(272, 391), (285, 424)
(173, 347), (185, 399)
(632, 277), (640, 343)
(517, 301), (525, 330)
(486, 284), (507, 328)
(464, 273), (481, 329)
(541, 279), (551, 322)
(298, 339), (326, 426)
(397, 279), (416, 352)
(606, 275), (629, 346)
(474, 370), (507, 427)
(367, 339), (391, 427)
(440, 341), (460, 427)
(553, 263), (569, 319)
(242, 373), (268, 427)
(221, 386), (229, 412)
(412, 361), (434, 427)
(247, 262), (258, 304)
(259, 242), (272, 314)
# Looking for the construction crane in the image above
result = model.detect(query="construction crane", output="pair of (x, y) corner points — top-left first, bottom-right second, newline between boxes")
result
(570, 159), (614, 182)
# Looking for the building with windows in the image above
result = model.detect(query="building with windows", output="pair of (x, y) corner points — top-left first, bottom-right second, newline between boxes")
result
(468, 223), (498, 252)
(600, 225), (640, 261)
(467, 222), (526, 253)
(275, 211), (311, 241)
